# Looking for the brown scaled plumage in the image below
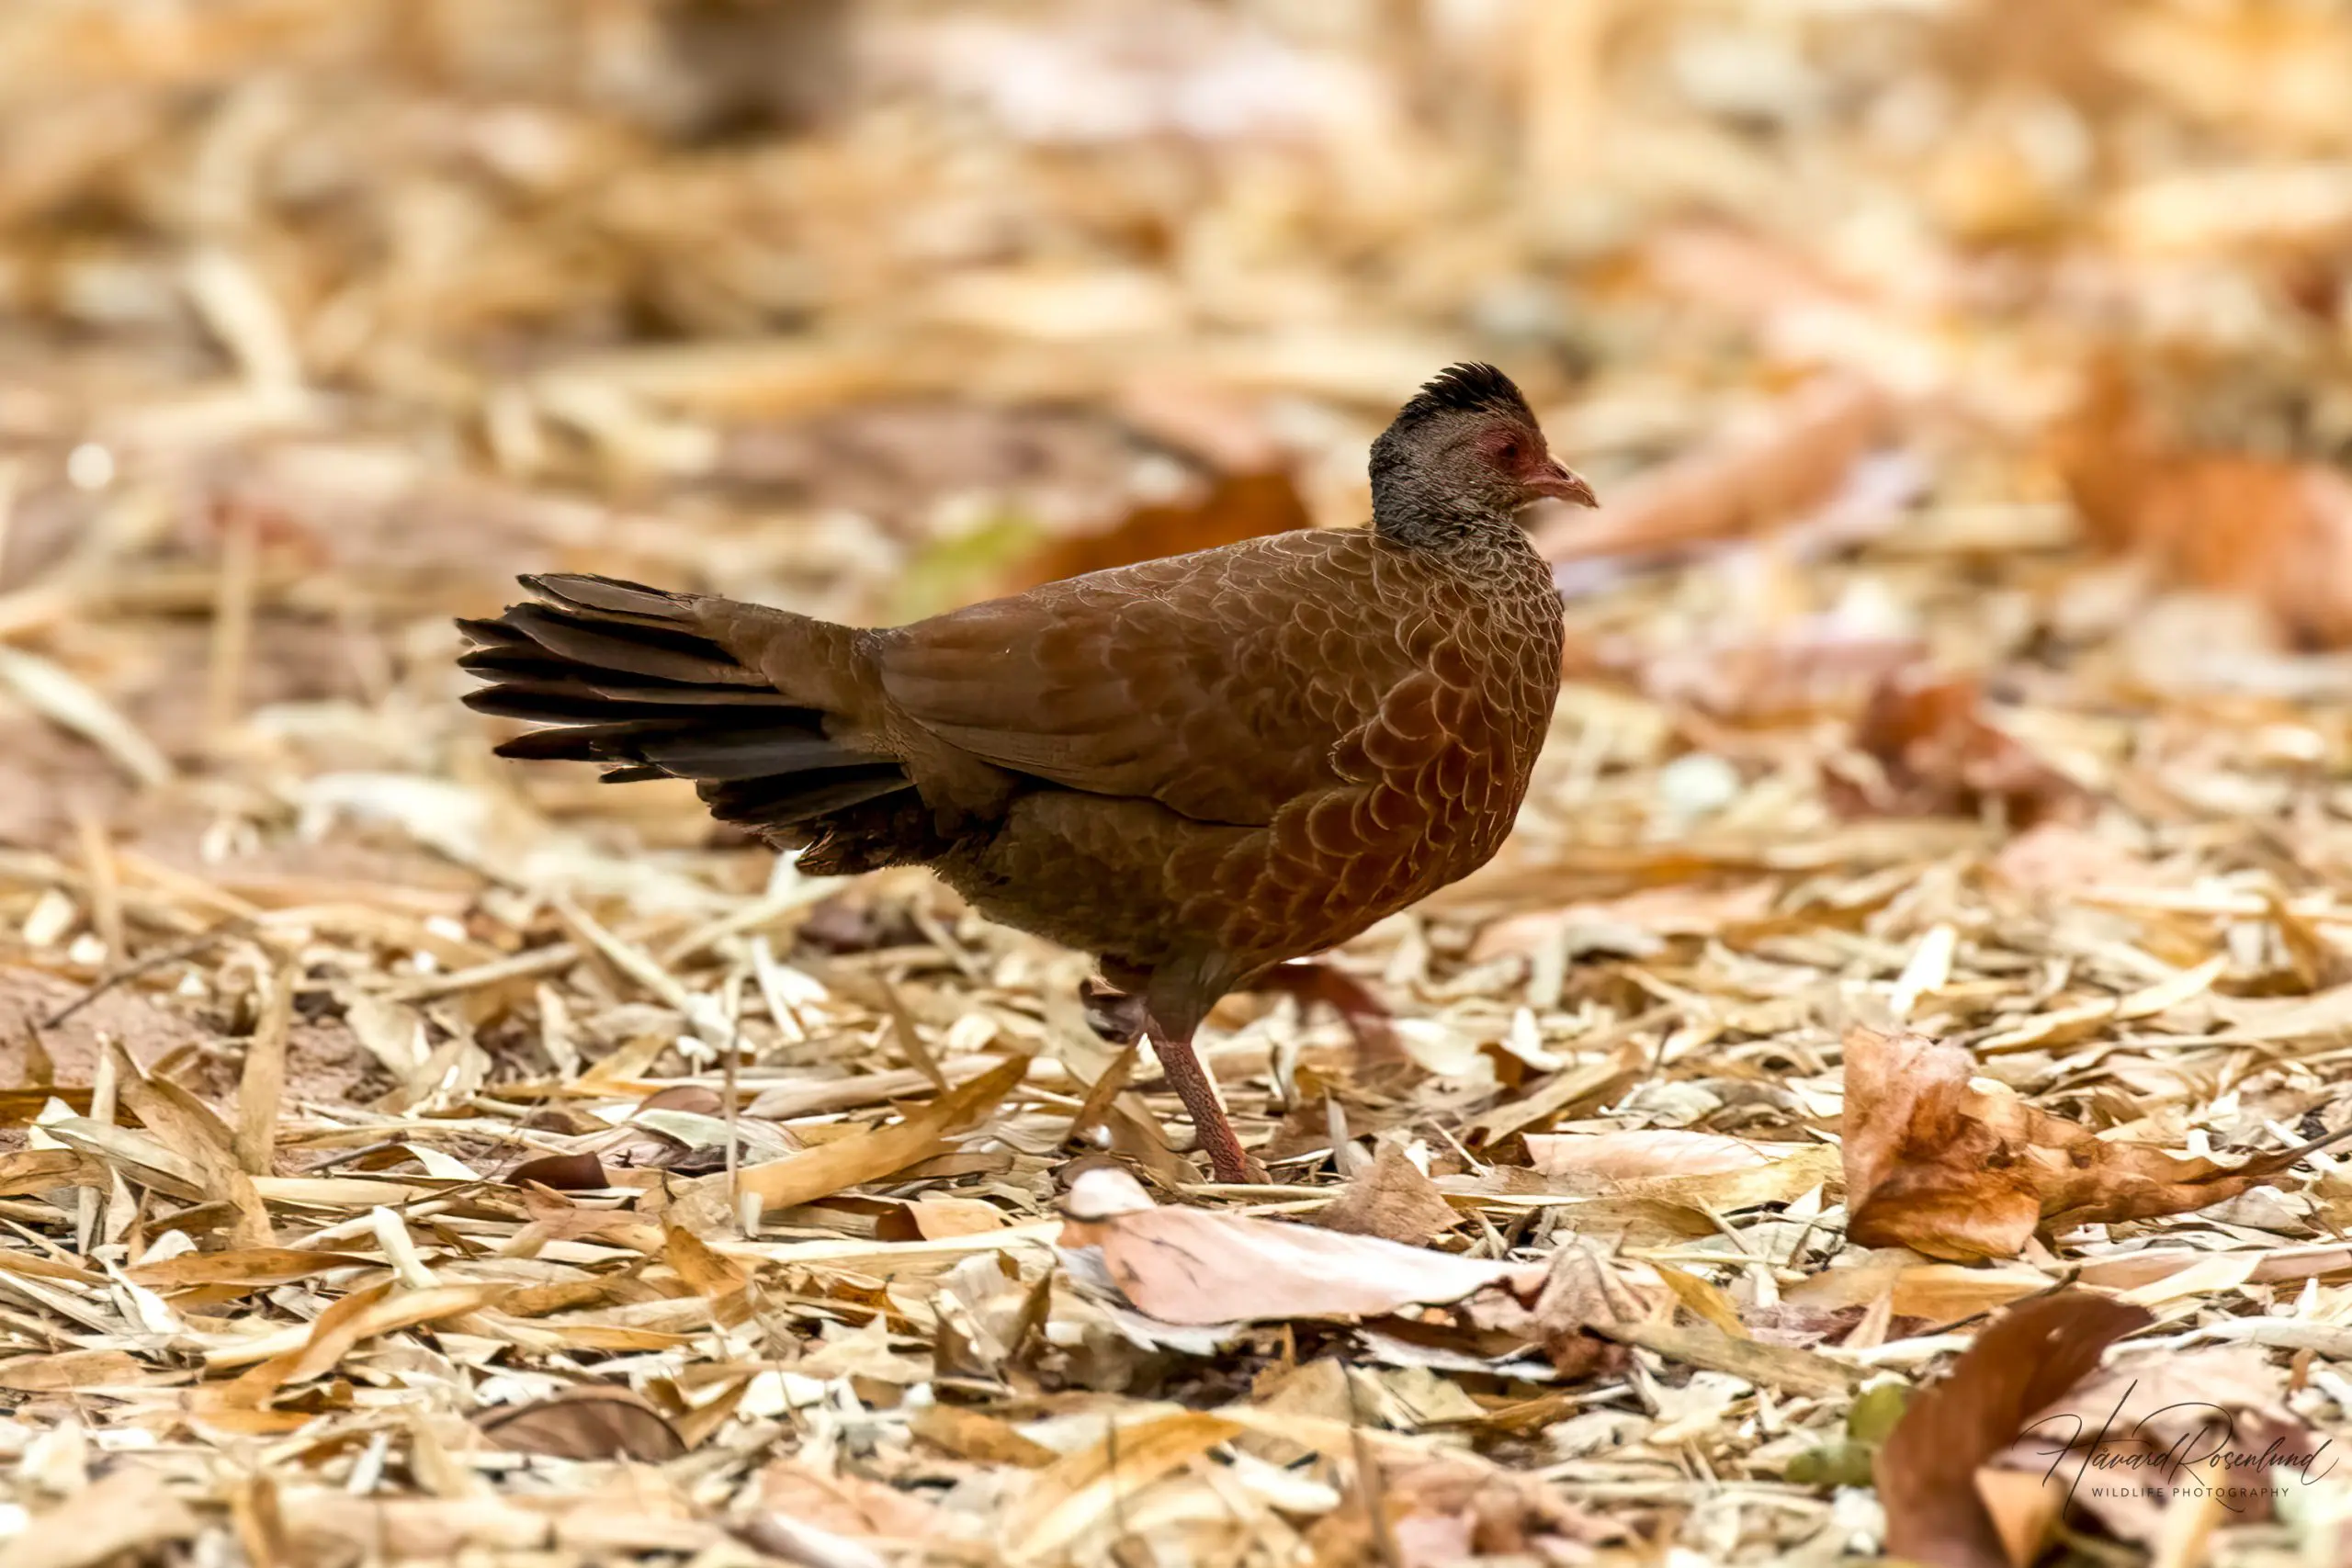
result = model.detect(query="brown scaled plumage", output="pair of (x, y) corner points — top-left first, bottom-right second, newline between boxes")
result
(459, 364), (1594, 1182)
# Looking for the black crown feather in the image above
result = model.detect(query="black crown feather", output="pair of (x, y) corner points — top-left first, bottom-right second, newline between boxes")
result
(1393, 362), (1532, 427)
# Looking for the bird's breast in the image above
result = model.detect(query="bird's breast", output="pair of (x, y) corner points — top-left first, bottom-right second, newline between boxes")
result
(1239, 592), (1561, 962)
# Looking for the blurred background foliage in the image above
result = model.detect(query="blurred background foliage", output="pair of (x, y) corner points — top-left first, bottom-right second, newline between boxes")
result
(0, 0), (2346, 860)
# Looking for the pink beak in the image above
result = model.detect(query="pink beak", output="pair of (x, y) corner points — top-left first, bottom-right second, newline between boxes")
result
(1528, 458), (1598, 508)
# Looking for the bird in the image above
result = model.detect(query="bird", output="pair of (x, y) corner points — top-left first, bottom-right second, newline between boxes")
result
(458, 363), (1592, 1184)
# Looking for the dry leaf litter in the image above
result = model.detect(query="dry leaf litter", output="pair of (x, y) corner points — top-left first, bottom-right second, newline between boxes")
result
(2, 2), (2352, 1565)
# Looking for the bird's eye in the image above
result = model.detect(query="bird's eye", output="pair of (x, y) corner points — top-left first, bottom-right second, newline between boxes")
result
(1495, 437), (1522, 464)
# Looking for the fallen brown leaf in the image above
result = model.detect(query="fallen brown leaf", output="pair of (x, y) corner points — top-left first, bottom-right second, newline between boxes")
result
(477, 1385), (685, 1463)
(127, 1247), (377, 1290)
(0, 1465), (200, 1568)
(1876, 1290), (2153, 1568)
(999, 468), (1309, 592)
(1785, 1255), (2055, 1325)
(1002, 1411), (1243, 1562)
(745, 1454), (940, 1544)
(910, 1404), (1057, 1469)
(1532, 375), (1886, 563)
(1458, 1238), (1659, 1377)
(1592, 1315), (1860, 1399)
(2054, 359), (2352, 648)
(1985, 1347), (2330, 1550)
(1522, 1129), (1775, 1181)
(221, 1281), (514, 1404)
(1843, 1028), (2342, 1260)
(1060, 1166), (1531, 1326)
(1314, 1140), (1459, 1247)
(1837, 670), (2086, 829)
(1308, 1455), (1617, 1568)
(506, 1152), (610, 1191)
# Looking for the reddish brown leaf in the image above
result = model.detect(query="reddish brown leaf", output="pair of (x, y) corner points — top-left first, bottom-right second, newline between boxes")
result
(998, 468), (1309, 592)
(1307, 1456), (1619, 1568)
(1838, 669), (2085, 829)
(1532, 375), (1885, 563)
(2053, 360), (2352, 648)
(634, 1085), (723, 1117)
(476, 1385), (684, 1463)
(1313, 1140), (1460, 1247)
(1843, 1028), (2344, 1260)
(1876, 1291), (2152, 1568)
(505, 1152), (610, 1191)
(1985, 1347), (2325, 1550)
(1459, 1239), (1660, 1378)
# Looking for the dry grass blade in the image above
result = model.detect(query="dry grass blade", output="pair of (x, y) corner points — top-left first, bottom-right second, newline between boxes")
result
(107, 1041), (272, 1248)
(0, 646), (173, 787)
(672, 1053), (1028, 1227)
(0, 1466), (199, 1568)
(232, 958), (294, 1177)
(1590, 1318), (1859, 1398)
(222, 1281), (514, 1400)
(1002, 1412), (1244, 1562)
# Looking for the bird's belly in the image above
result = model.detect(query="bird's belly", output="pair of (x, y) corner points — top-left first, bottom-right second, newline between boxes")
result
(931, 723), (1540, 978)
(1221, 739), (1531, 968)
(929, 791), (1258, 972)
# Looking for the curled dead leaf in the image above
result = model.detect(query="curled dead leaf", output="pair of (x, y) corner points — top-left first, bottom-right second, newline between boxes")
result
(1458, 1238), (1661, 1379)
(634, 1085), (723, 1117)
(1842, 1028), (2345, 1261)
(477, 1385), (685, 1463)
(1313, 1140), (1459, 1247)
(1307, 1455), (1618, 1568)
(2054, 359), (2352, 648)
(1837, 670), (2085, 829)
(1876, 1290), (2151, 1568)
(505, 1151), (610, 1191)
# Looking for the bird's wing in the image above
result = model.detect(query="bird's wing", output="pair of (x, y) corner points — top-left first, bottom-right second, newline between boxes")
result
(876, 530), (1426, 825)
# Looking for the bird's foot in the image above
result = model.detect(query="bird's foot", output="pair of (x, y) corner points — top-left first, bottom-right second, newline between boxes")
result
(1217, 1148), (1273, 1185)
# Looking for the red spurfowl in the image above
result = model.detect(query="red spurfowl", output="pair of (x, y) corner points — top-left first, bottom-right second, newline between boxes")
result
(461, 363), (1592, 1182)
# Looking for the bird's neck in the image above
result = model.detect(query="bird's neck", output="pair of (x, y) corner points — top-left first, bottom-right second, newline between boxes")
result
(1368, 439), (1527, 551)
(1370, 479), (1526, 553)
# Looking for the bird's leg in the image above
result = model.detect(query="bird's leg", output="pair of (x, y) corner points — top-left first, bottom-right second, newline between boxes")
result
(1143, 1008), (1268, 1185)
(1256, 962), (1402, 1065)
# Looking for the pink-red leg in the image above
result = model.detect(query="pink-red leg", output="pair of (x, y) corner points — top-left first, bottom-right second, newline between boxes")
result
(1144, 1009), (1268, 1184)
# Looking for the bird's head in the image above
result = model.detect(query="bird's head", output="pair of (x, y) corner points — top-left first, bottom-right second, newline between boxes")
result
(1369, 362), (1596, 547)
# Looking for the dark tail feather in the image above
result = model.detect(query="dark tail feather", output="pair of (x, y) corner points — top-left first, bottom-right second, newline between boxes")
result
(458, 573), (917, 836)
